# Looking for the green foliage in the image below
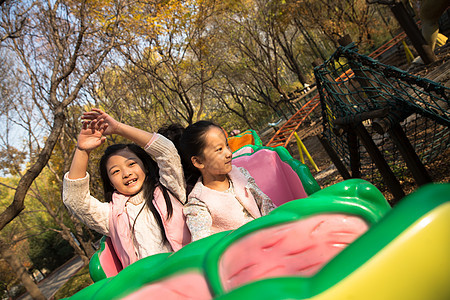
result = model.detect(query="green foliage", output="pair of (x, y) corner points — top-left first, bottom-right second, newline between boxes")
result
(0, 177), (17, 204)
(0, 177), (46, 249)
(28, 230), (74, 272)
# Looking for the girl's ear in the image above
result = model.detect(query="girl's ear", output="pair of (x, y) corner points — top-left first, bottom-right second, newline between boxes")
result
(191, 156), (204, 169)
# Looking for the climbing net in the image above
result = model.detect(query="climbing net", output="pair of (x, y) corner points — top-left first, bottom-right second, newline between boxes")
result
(314, 44), (450, 190)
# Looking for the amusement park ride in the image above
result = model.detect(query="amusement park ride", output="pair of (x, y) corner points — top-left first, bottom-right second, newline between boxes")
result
(67, 7), (450, 299)
(71, 142), (450, 300)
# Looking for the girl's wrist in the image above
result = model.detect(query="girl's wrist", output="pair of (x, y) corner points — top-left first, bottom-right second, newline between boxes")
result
(113, 122), (122, 135)
(76, 145), (91, 154)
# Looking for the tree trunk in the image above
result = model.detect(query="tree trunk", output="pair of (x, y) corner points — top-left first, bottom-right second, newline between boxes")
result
(60, 227), (90, 265)
(74, 221), (96, 257)
(0, 239), (46, 300)
(0, 111), (66, 230)
(295, 18), (327, 61)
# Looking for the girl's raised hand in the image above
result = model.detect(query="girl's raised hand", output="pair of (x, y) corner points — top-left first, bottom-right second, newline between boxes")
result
(76, 119), (107, 152)
(82, 108), (121, 136)
(82, 107), (153, 148)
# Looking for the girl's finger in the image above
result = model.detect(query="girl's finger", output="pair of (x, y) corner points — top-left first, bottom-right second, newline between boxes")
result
(88, 119), (98, 132)
(96, 118), (105, 128)
(99, 123), (109, 134)
(92, 108), (104, 114)
(82, 108), (104, 119)
(96, 119), (105, 131)
(81, 112), (98, 120)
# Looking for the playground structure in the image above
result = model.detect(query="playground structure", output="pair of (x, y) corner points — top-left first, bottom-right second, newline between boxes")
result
(314, 44), (449, 202)
(264, 9), (450, 151)
(262, 26), (449, 202)
(73, 145), (450, 298)
(266, 94), (321, 148)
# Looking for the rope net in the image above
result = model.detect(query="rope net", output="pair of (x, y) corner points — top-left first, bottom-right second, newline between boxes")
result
(314, 45), (450, 193)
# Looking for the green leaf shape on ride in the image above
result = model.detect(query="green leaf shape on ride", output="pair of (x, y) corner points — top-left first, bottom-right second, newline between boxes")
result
(204, 178), (391, 296)
(71, 232), (229, 299)
(214, 182), (450, 300)
(70, 181), (450, 299)
(88, 236), (108, 282)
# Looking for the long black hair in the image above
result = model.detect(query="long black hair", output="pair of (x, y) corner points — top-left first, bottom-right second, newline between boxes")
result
(99, 143), (173, 239)
(159, 121), (223, 193)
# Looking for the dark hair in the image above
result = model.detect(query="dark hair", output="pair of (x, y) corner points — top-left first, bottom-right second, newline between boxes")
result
(179, 120), (223, 189)
(157, 123), (185, 152)
(99, 144), (173, 239)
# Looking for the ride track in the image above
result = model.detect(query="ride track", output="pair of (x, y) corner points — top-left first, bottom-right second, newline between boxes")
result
(265, 30), (413, 148)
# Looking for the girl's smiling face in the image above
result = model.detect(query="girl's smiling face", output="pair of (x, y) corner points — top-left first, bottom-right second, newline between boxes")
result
(193, 126), (233, 182)
(106, 148), (146, 196)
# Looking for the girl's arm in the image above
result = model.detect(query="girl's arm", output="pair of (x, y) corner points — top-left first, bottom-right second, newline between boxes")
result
(64, 120), (110, 235)
(144, 136), (186, 204)
(82, 108), (153, 148)
(63, 173), (110, 236)
(183, 198), (212, 241)
(238, 167), (276, 216)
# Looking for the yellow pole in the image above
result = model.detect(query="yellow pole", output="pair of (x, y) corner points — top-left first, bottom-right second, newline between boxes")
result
(435, 33), (448, 48)
(402, 40), (414, 65)
(297, 137), (305, 164)
(294, 132), (320, 172)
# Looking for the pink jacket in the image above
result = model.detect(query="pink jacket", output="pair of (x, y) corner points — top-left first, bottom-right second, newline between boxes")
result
(188, 166), (262, 235)
(109, 187), (190, 268)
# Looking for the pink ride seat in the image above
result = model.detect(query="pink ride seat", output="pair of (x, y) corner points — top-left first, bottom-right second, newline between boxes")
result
(100, 237), (123, 277)
(232, 149), (308, 207)
(232, 146), (254, 158)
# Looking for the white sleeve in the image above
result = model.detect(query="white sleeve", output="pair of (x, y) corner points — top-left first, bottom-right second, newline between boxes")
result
(144, 134), (186, 204)
(62, 172), (110, 236)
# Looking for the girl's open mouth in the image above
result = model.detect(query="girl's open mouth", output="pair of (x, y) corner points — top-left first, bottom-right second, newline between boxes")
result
(125, 178), (138, 186)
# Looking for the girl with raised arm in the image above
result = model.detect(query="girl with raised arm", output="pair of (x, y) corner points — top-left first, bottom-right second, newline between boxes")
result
(63, 109), (189, 268)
